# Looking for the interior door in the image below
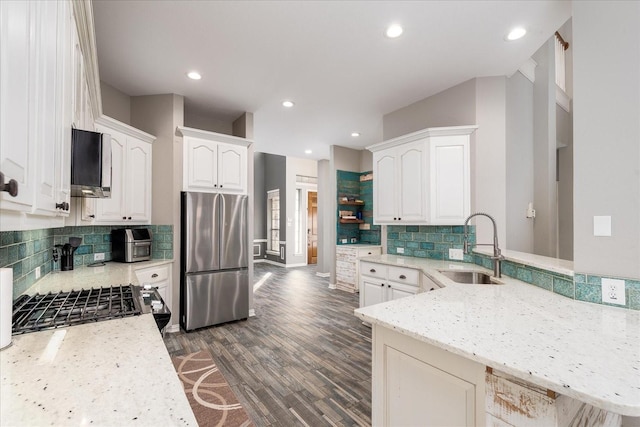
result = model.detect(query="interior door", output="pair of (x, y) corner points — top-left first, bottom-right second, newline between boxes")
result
(307, 191), (318, 264)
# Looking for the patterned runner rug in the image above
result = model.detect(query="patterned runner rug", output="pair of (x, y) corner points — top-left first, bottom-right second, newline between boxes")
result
(172, 350), (254, 427)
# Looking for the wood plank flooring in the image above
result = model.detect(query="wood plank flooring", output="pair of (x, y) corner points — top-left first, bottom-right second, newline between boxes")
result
(164, 263), (372, 426)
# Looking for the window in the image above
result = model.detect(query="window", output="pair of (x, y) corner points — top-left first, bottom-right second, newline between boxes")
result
(267, 190), (280, 254)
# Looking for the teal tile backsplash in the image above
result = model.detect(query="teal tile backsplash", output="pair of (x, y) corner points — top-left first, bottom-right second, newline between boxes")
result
(387, 225), (475, 262)
(1, 225), (173, 297)
(336, 170), (381, 245)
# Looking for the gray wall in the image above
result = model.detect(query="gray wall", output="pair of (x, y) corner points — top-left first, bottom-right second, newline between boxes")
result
(232, 112), (254, 139)
(557, 105), (573, 261)
(130, 94), (184, 326)
(264, 153), (287, 264)
(506, 71), (535, 253)
(573, 1), (640, 278)
(100, 81), (131, 125)
(317, 159), (331, 276)
(183, 105), (233, 135)
(532, 39), (558, 258)
(253, 153), (267, 260)
(383, 78), (477, 140)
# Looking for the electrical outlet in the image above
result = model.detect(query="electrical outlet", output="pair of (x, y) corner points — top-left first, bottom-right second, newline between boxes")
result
(601, 278), (626, 305)
(341, 238), (348, 244)
(397, 247), (405, 254)
(449, 248), (464, 260)
(94, 253), (105, 261)
(35, 266), (41, 279)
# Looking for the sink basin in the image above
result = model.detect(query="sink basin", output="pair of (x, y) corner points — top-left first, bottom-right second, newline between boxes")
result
(438, 270), (502, 285)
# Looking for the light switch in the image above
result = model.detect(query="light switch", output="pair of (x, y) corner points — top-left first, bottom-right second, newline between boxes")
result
(593, 216), (611, 236)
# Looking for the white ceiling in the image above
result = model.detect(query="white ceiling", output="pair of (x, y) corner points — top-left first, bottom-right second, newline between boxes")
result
(93, 1), (571, 160)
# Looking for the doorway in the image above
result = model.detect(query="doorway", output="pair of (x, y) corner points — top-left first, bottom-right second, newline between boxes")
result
(307, 191), (318, 264)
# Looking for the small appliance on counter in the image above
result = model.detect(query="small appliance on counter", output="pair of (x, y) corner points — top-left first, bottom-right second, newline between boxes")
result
(111, 228), (152, 263)
(55, 237), (82, 271)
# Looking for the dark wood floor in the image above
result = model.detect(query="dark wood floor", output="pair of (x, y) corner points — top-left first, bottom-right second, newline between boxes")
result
(164, 263), (372, 426)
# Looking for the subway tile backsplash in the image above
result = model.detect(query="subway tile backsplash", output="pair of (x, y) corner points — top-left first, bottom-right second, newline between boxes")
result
(1, 225), (173, 297)
(387, 225), (476, 263)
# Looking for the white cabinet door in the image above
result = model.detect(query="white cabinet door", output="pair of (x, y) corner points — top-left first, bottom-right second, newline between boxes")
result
(183, 135), (248, 194)
(94, 127), (126, 221)
(373, 151), (397, 222)
(397, 141), (427, 222)
(93, 120), (154, 225)
(0, 0), (34, 212)
(360, 278), (386, 308)
(387, 281), (418, 301)
(430, 135), (470, 225)
(185, 137), (218, 191)
(385, 346), (476, 426)
(126, 138), (151, 222)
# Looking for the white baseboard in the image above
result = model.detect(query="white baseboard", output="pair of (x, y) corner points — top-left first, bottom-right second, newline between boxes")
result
(328, 283), (337, 289)
(316, 272), (330, 278)
(254, 259), (286, 267)
(166, 324), (180, 333)
(286, 262), (307, 268)
(249, 309), (256, 317)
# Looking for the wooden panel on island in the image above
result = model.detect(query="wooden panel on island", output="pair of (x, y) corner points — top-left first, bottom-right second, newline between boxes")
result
(335, 245), (382, 293)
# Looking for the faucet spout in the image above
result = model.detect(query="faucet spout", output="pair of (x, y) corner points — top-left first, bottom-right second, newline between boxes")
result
(463, 212), (503, 278)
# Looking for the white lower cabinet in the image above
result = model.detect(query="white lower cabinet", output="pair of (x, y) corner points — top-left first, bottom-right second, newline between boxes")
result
(373, 325), (486, 426)
(335, 245), (382, 293)
(135, 263), (171, 306)
(359, 261), (419, 308)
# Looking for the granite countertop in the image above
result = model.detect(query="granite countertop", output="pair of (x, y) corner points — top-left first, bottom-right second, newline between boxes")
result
(355, 254), (640, 416)
(23, 259), (173, 295)
(0, 315), (197, 426)
(1, 259), (196, 426)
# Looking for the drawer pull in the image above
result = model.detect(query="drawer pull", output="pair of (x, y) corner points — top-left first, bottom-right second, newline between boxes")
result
(370, 268), (376, 273)
(367, 252), (372, 255)
(399, 275), (406, 279)
(151, 273), (158, 278)
(430, 287), (435, 291)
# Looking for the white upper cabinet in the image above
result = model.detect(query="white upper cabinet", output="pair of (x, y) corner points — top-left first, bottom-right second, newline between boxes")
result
(178, 127), (251, 194)
(368, 125), (476, 225)
(92, 116), (154, 224)
(0, 0), (75, 223)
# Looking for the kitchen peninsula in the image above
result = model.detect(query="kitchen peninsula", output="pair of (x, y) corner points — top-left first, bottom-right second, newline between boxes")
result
(0, 261), (197, 426)
(355, 255), (640, 426)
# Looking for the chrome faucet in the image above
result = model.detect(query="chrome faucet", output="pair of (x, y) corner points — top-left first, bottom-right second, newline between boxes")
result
(463, 212), (505, 278)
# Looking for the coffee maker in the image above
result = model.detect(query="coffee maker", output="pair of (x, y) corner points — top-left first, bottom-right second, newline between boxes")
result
(55, 237), (82, 271)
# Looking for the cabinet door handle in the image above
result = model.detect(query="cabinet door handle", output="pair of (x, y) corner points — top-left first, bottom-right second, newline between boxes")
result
(399, 275), (406, 279)
(220, 185), (223, 188)
(128, 217), (132, 220)
(387, 284), (391, 288)
(380, 283), (384, 287)
(398, 217), (401, 220)
(367, 252), (371, 255)
(151, 273), (158, 278)
(430, 287), (435, 291)
(123, 216), (127, 220)
(393, 217), (397, 220)
(370, 268), (376, 273)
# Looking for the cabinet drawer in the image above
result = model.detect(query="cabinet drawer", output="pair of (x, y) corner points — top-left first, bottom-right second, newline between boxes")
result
(361, 261), (387, 279)
(135, 264), (170, 284)
(357, 247), (381, 258)
(388, 266), (419, 285)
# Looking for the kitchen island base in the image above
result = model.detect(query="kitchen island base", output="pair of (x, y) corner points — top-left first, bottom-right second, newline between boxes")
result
(372, 324), (622, 427)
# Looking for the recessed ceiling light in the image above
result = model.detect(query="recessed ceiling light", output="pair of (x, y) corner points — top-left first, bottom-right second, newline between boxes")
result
(282, 100), (294, 108)
(385, 24), (403, 39)
(351, 132), (360, 137)
(187, 71), (202, 80)
(506, 27), (526, 41)
(304, 149), (312, 155)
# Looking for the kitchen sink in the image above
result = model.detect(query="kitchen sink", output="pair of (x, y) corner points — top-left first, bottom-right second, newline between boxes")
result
(438, 270), (503, 285)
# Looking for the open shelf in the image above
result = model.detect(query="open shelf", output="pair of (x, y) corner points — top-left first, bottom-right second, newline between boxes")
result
(340, 219), (364, 224)
(338, 200), (364, 206)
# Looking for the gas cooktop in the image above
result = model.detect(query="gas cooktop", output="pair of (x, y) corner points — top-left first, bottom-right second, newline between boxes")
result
(12, 285), (143, 335)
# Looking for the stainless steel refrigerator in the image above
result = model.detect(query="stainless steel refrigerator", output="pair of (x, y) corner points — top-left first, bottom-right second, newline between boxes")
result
(180, 191), (249, 331)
